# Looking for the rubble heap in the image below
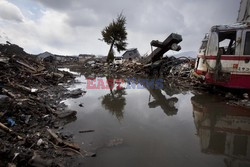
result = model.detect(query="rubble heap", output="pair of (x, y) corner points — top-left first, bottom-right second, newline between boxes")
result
(68, 59), (145, 77)
(0, 43), (82, 166)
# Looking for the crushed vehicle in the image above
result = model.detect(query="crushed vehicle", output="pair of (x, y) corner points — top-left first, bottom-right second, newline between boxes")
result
(194, 0), (250, 89)
(113, 57), (123, 66)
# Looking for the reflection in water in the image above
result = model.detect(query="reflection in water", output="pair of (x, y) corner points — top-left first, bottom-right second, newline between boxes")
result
(148, 88), (178, 116)
(162, 82), (184, 97)
(101, 77), (127, 121)
(62, 72), (250, 166)
(136, 78), (179, 116)
(102, 77), (180, 120)
(192, 94), (250, 167)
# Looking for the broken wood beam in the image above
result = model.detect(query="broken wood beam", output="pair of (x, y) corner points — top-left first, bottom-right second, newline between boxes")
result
(2, 88), (18, 98)
(47, 129), (80, 151)
(0, 122), (23, 140)
(15, 60), (37, 72)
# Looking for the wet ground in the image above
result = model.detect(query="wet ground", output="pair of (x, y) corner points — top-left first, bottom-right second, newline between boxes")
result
(60, 69), (250, 167)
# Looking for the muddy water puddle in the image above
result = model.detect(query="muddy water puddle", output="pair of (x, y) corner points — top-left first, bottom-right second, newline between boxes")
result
(60, 71), (250, 167)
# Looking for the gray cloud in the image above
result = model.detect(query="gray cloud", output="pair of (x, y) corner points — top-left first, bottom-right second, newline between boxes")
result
(0, 0), (24, 22)
(0, 0), (241, 55)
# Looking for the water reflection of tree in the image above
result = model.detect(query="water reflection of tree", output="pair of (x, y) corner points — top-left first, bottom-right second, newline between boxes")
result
(101, 78), (127, 121)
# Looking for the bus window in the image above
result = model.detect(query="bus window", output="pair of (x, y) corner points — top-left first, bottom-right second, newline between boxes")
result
(218, 31), (236, 55)
(244, 32), (250, 55)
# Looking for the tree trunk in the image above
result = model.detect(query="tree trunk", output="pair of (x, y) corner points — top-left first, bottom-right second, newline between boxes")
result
(107, 40), (115, 63)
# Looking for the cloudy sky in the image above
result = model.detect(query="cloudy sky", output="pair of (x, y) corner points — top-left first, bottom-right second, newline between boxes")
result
(0, 0), (240, 56)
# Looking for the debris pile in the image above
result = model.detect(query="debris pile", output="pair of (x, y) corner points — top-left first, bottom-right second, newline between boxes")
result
(110, 60), (145, 76)
(158, 57), (204, 88)
(0, 43), (82, 166)
(70, 55), (197, 82)
(70, 59), (145, 77)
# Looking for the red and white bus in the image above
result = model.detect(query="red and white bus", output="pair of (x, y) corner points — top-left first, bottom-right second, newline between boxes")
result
(195, 23), (250, 89)
(195, 0), (250, 89)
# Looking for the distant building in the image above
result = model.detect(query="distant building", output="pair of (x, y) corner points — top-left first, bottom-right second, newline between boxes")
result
(79, 54), (95, 62)
(37, 51), (55, 61)
(37, 52), (78, 62)
(55, 55), (78, 62)
(122, 48), (140, 60)
(43, 55), (56, 63)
